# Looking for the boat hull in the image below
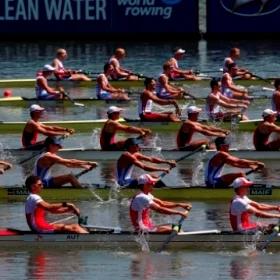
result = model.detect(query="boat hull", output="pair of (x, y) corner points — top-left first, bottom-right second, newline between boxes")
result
(0, 229), (279, 250)
(0, 119), (268, 134)
(0, 186), (278, 202)
(0, 77), (274, 89)
(7, 148), (280, 161)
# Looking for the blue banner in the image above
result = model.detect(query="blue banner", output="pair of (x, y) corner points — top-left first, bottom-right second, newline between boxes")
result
(0, 0), (198, 34)
(207, 0), (280, 34)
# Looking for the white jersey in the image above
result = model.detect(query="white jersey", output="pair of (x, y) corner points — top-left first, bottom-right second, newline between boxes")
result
(206, 92), (222, 117)
(35, 76), (48, 99)
(221, 73), (233, 98)
(138, 92), (153, 115)
(96, 74), (109, 97)
(229, 195), (255, 232)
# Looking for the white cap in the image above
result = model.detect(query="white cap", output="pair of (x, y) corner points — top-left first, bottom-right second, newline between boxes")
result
(175, 48), (186, 54)
(187, 105), (202, 114)
(232, 177), (253, 189)
(42, 64), (55, 72)
(138, 174), (158, 185)
(107, 106), (123, 115)
(262, 109), (277, 118)
(29, 104), (45, 112)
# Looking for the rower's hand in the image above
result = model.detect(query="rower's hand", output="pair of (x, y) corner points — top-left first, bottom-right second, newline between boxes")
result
(66, 128), (75, 134)
(257, 162), (265, 169)
(161, 167), (170, 174)
(87, 162), (98, 169)
(168, 160), (176, 168)
(0, 168), (5, 175)
(141, 128), (151, 136)
(179, 203), (192, 211)
(175, 107), (182, 116)
(68, 203), (80, 216)
(180, 210), (189, 218)
(4, 162), (12, 170)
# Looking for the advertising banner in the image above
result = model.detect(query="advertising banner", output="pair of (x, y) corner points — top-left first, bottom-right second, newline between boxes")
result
(207, 0), (280, 35)
(0, 0), (198, 35)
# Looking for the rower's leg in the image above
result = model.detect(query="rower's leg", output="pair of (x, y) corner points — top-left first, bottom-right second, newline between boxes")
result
(219, 172), (245, 186)
(52, 174), (83, 188)
(54, 223), (89, 233)
(267, 139), (280, 151)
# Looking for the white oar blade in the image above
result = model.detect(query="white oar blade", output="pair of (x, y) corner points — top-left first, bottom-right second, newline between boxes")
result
(74, 102), (85, 107)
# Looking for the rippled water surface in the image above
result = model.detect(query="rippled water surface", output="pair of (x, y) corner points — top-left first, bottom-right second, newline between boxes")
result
(1, 38), (280, 279)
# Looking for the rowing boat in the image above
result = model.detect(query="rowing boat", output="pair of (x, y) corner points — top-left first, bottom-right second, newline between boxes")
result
(0, 118), (271, 134)
(0, 77), (275, 89)
(0, 95), (270, 107)
(7, 147), (280, 161)
(0, 228), (278, 250)
(0, 97), (132, 107)
(0, 185), (277, 202)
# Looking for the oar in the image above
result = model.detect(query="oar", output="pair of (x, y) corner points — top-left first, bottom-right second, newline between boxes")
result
(158, 212), (188, 252)
(62, 91), (85, 107)
(154, 145), (207, 188)
(248, 73), (272, 85)
(75, 165), (97, 179)
(131, 72), (152, 79)
(183, 90), (197, 100)
(262, 87), (274, 92)
(257, 222), (280, 251)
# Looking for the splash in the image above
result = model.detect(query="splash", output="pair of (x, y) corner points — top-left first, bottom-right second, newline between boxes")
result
(135, 231), (150, 252)
(90, 128), (101, 148)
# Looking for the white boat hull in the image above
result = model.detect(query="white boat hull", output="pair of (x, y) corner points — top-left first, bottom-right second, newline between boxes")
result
(7, 148), (280, 161)
(1, 229), (279, 250)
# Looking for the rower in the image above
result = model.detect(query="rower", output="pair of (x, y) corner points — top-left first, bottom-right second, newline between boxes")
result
(156, 62), (185, 99)
(108, 48), (138, 81)
(33, 136), (97, 188)
(230, 177), (280, 233)
(205, 137), (264, 188)
(167, 47), (199, 81)
(51, 48), (91, 81)
(22, 104), (74, 150)
(130, 173), (191, 233)
(272, 78), (280, 119)
(206, 78), (249, 121)
(36, 65), (64, 100)
(117, 138), (175, 187)
(139, 77), (180, 122)
(223, 48), (252, 79)
(0, 160), (12, 174)
(96, 63), (129, 100)
(253, 109), (280, 151)
(221, 63), (250, 99)
(177, 105), (229, 151)
(100, 106), (150, 151)
(25, 175), (88, 234)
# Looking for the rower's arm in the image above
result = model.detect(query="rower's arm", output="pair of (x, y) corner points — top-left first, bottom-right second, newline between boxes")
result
(153, 198), (192, 210)
(98, 77), (118, 93)
(225, 154), (264, 169)
(137, 153), (176, 168)
(247, 205), (280, 219)
(160, 76), (183, 94)
(37, 78), (60, 95)
(150, 202), (186, 216)
(147, 91), (179, 107)
(47, 154), (97, 168)
(114, 122), (150, 135)
(40, 123), (74, 134)
(32, 122), (68, 137)
(131, 154), (169, 173)
(250, 201), (280, 211)
(268, 123), (280, 134)
(38, 201), (79, 215)
(192, 123), (226, 137)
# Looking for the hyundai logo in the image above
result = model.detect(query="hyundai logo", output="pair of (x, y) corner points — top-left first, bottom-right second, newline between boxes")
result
(220, 0), (280, 16)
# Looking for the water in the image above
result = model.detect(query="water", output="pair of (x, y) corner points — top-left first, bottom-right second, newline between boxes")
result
(1, 39), (280, 278)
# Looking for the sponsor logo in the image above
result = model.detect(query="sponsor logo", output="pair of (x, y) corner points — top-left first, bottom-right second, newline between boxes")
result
(161, 0), (182, 5)
(220, 0), (280, 16)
